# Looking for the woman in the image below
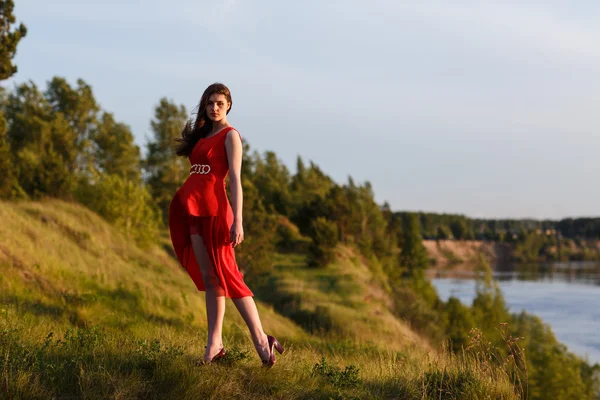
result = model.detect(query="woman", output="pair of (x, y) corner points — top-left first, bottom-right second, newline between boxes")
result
(169, 83), (284, 366)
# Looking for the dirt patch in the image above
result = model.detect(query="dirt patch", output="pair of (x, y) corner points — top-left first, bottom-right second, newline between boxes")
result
(423, 240), (511, 268)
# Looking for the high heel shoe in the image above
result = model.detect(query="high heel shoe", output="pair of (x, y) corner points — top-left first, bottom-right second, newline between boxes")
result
(262, 334), (285, 367)
(211, 348), (227, 362)
(203, 346), (227, 364)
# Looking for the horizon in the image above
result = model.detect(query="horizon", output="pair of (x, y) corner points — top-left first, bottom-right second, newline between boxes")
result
(4, 1), (600, 220)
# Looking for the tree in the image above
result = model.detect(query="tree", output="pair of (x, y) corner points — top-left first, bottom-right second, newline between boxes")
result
(251, 150), (292, 216)
(398, 213), (439, 305)
(144, 98), (188, 224)
(4, 82), (77, 198)
(4, 78), (142, 199)
(0, 104), (19, 197)
(0, 0), (27, 80)
(436, 225), (452, 240)
(91, 112), (141, 181)
(444, 296), (475, 352)
(0, 88), (16, 197)
(45, 77), (99, 175)
(0, 0), (26, 198)
(307, 217), (339, 267)
(289, 156), (333, 217)
(400, 213), (429, 273)
(450, 218), (471, 240)
(234, 178), (278, 277)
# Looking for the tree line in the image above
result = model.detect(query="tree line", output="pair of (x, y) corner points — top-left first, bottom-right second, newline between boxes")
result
(2, 76), (599, 261)
(397, 212), (600, 241)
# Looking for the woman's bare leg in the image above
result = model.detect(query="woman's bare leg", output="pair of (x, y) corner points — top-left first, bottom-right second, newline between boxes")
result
(232, 296), (270, 360)
(190, 234), (226, 361)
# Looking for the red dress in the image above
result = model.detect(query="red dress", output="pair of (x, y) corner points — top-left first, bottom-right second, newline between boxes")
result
(168, 126), (254, 298)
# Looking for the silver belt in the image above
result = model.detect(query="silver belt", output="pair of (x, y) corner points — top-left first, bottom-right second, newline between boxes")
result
(190, 164), (211, 175)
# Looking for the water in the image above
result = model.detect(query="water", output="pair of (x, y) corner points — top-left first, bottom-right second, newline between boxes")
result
(431, 261), (600, 364)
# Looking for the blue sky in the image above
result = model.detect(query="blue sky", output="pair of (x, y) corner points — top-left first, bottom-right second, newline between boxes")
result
(6, 1), (600, 219)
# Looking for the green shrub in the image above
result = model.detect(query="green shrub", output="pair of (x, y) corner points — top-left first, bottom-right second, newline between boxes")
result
(75, 173), (161, 247)
(275, 216), (311, 253)
(444, 296), (476, 352)
(391, 285), (446, 344)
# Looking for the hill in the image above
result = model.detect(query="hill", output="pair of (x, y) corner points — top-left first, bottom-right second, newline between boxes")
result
(0, 199), (520, 399)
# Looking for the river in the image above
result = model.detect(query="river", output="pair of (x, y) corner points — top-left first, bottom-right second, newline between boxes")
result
(430, 261), (600, 365)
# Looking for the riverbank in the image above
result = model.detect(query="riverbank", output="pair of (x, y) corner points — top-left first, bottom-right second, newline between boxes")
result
(423, 240), (510, 269)
(423, 239), (600, 270)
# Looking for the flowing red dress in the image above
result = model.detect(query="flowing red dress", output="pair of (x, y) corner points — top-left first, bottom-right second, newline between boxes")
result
(168, 126), (254, 298)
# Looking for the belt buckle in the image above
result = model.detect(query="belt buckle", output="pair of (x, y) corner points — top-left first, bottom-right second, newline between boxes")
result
(190, 164), (211, 175)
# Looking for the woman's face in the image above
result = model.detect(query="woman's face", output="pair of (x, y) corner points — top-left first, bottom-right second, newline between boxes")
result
(206, 93), (230, 122)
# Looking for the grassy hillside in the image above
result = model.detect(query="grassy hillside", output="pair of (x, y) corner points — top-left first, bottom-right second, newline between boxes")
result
(0, 199), (521, 399)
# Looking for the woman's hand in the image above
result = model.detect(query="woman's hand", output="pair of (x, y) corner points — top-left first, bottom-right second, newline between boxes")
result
(230, 220), (244, 247)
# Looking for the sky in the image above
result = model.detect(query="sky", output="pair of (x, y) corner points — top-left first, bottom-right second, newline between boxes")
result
(5, 0), (600, 220)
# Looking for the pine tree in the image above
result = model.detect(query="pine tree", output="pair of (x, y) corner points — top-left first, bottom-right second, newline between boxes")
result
(91, 112), (141, 181)
(0, 0), (26, 198)
(0, 0), (26, 80)
(5, 81), (78, 198)
(0, 108), (16, 197)
(251, 150), (292, 216)
(144, 98), (188, 224)
(45, 77), (99, 175)
(400, 213), (429, 273)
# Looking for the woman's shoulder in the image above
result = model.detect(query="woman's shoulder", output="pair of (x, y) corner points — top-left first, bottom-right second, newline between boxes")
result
(225, 127), (242, 143)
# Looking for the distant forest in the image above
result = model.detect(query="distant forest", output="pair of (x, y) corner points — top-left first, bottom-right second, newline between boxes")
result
(397, 212), (600, 241)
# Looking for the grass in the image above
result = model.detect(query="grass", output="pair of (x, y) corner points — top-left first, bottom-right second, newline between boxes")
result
(0, 199), (521, 399)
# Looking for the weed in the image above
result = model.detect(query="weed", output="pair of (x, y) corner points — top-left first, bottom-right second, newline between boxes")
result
(465, 323), (528, 399)
(61, 325), (103, 350)
(134, 338), (184, 372)
(221, 347), (251, 364)
(423, 368), (481, 400)
(311, 356), (361, 388)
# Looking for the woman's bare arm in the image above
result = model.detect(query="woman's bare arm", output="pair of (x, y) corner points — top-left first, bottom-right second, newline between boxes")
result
(225, 129), (244, 246)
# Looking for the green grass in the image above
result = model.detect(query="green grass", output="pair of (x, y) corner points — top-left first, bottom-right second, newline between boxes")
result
(0, 199), (520, 399)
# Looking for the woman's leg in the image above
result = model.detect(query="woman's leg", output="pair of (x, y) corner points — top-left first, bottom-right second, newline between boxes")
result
(231, 296), (270, 360)
(190, 234), (226, 361)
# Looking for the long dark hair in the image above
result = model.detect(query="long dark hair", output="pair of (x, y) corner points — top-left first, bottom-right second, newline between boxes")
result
(174, 83), (233, 157)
